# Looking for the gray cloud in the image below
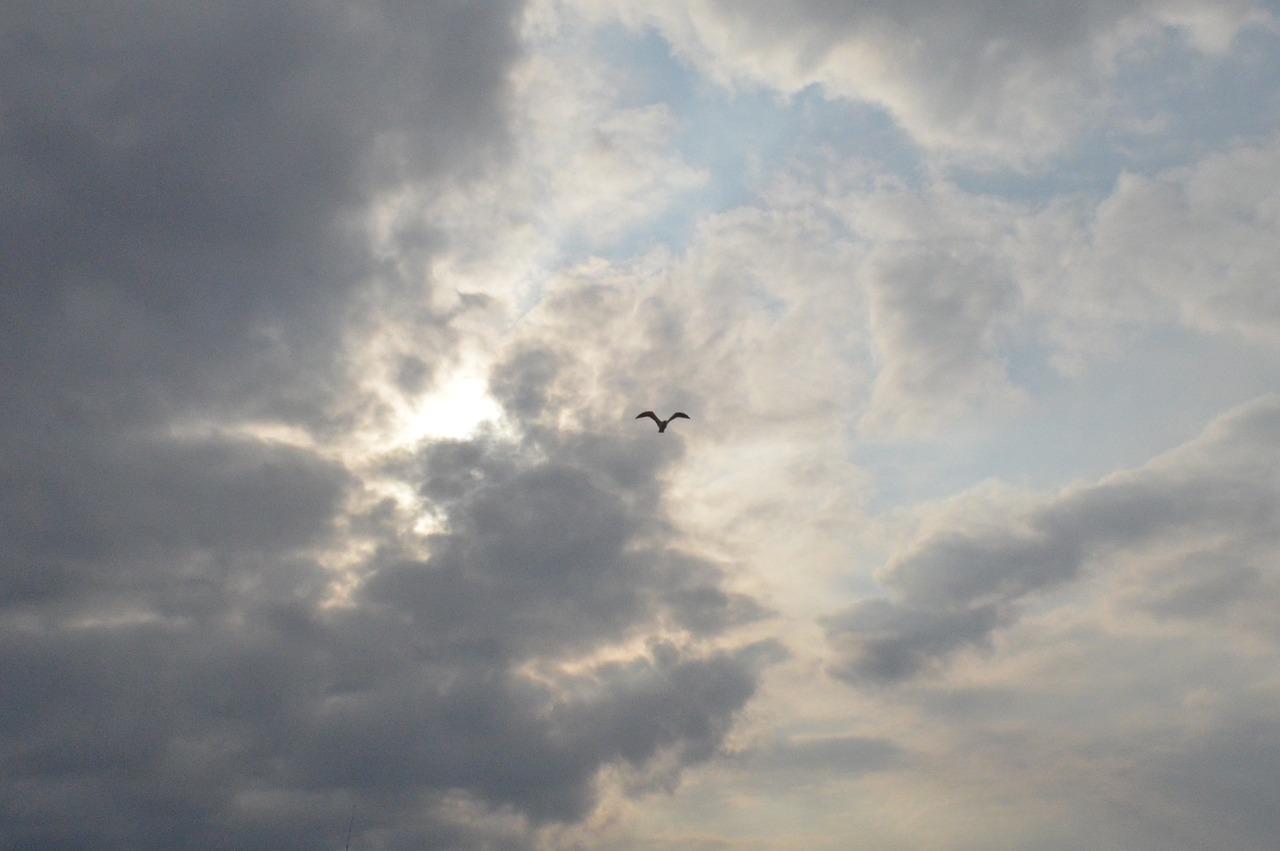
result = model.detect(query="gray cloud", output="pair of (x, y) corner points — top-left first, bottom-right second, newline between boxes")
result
(863, 243), (1020, 432)
(489, 346), (565, 422)
(1147, 719), (1280, 847)
(827, 394), (1280, 683)
(1121, 550), (1262, 621)
(746, 733), (900, 777)
(0, 2), (777, 847)
(1, 410), (775, 849)
(366, 458), (743, 660)
(0, 433), (350, 610)
(1, 0), (522, 428)
(826, 598), (1004, 683)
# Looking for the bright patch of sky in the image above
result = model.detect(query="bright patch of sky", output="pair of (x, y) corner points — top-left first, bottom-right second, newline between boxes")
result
(577, 22), (921, 260)
(950, 20), (1280, 201)
(554, 8), (1280, 539)
(858, 323), (1280, 511)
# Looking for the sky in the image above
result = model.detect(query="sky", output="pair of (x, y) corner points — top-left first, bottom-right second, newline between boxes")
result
(4, 1), (1280, 848)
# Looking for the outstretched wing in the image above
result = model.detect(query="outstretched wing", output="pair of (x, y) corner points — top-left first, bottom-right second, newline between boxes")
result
(668, 412), (690, 421)
(635, 411), (662, 427)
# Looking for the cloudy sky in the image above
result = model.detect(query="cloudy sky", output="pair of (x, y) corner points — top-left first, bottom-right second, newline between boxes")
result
(4, 1), (1280, 848)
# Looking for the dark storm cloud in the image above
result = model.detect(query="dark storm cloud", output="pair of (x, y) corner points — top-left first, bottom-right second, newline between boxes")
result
(2, 0), (527, 634)
(0, 18), (776, 818)
(320, 355), (771, 835)
(0, 433), (350, 606)
(0, 2), (773, 848)
(1, 0), (522, 425)
(0, 412), (774, 847)
(826, 395), (1280, 683)
(294, 635), (773, 824)
(368, 468), (763, 660)
(371, 410), (768, 663)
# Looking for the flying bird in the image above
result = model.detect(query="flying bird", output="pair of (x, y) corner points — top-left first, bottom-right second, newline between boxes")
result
(635, 411), (690, 433)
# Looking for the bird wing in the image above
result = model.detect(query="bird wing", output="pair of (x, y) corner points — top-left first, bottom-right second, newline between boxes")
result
(635, 411), (661, 425)
(668, 412), (690, 420)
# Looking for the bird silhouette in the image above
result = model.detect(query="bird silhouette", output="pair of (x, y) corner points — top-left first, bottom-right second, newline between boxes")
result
(635, 411), (690, 433)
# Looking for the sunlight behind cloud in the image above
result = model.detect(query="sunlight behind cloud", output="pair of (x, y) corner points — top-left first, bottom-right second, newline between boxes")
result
(9, 0), (1280, 848)
(395, 369), (504, 443)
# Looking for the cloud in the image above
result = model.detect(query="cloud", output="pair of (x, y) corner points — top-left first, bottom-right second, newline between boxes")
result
(515, 55), (710, 248)
(1, 407), (777, 848)
(1, 0), (523, 429)
(1147, 719), (1280, 845)
(826, 394), (1280, 683)
(0, 2), (780, 848)
(8, 1), (1280, 847)
(1084, 136), (1280, 341)
(824, 133), (1280, 430)
(747, 733), (900, 777)
(592, 0), (1272, 163)
(860, 224), (1022, 433)
(369, 432), (768, 661)
(0, 433), (350, 609)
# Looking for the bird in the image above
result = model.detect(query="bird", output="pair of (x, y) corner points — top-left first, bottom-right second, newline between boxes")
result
(635, 411), (690, 433)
